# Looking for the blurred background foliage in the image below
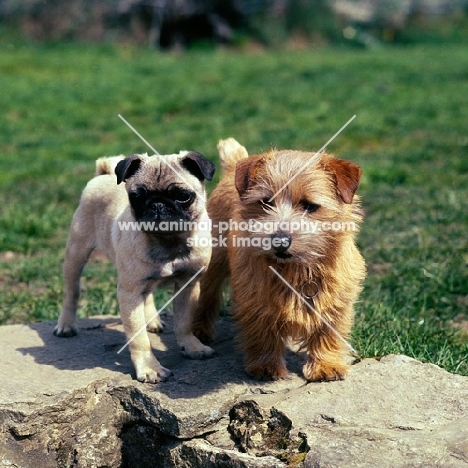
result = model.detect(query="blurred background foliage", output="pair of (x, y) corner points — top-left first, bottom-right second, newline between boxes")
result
(1, 0), (468, 49)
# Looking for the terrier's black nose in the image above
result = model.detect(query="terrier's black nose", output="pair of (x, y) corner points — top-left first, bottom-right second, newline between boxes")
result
(270, 231), (292, 253)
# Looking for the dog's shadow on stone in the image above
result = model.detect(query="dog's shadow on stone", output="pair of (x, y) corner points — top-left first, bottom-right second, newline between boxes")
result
(18, 314), (306, 399)
(17, 317), (134, 376)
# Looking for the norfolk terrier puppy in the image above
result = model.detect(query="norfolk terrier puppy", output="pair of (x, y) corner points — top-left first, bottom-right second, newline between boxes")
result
(193, 138), (365, 381)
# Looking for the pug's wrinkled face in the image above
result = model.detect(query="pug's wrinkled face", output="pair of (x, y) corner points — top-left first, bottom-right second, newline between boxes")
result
(115, 151), (215, 235)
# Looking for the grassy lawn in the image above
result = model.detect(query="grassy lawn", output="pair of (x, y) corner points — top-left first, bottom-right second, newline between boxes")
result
(0, 35), (467, 374)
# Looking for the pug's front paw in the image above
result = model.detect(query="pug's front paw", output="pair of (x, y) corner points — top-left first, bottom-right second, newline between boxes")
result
(146, 316), (166, 334)
(136, 365), (173, 383)
(53, 324), (78, 337)
(132, 351), (172, 383)
(179, 334), (217, 360)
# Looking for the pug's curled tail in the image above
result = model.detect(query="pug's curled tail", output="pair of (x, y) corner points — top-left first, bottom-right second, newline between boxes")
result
(217, 138), (248, 172)
(95, 155), (126, 177)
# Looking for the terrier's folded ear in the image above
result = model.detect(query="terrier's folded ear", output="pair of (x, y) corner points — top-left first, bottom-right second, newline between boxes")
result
(234, 155), (264, 198)
(324, 158), (362, 204)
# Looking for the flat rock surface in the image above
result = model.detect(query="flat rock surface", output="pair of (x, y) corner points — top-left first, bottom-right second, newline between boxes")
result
(0, 315), (305, 426)
(1, 315), (467, 467)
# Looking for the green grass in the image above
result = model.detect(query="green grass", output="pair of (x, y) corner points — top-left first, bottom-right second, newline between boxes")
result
(0, 35), (467, 375)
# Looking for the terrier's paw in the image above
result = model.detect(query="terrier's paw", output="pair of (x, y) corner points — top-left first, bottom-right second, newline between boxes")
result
(245, 358), (288, 381)
(53, 325), (78, 337)
(303, 359), (348, 382)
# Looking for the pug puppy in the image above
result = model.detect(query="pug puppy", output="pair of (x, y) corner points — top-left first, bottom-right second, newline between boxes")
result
(54, 151), (216, 383)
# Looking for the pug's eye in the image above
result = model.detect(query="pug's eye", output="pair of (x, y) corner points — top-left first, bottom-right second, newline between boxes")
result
(129, 186), (147, 199)
(260, 198), (274, 209)
(301, 200), (320, 213)
(171, 188), (195, 206)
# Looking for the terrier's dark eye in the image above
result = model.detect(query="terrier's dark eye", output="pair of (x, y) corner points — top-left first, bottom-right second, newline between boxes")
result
(260, 198), (275, 208)
(301, 200), (320, 213)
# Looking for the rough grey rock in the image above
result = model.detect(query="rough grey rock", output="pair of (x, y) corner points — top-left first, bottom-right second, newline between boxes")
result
(0, 315), (467, 467)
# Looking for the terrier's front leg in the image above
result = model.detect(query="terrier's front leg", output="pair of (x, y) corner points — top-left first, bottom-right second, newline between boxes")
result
(173, 280), (216, 359)
(239, 311), (288, 381)
(118, 285), (172, 383)
(302, 326), (350, 382)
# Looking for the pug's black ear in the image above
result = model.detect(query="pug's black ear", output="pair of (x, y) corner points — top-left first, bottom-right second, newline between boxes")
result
(115, 154), (143, 184)
(181, 151), (216, 182)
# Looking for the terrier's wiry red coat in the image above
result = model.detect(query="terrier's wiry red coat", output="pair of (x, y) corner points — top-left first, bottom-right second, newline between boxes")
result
(193, 138), (366, 381)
